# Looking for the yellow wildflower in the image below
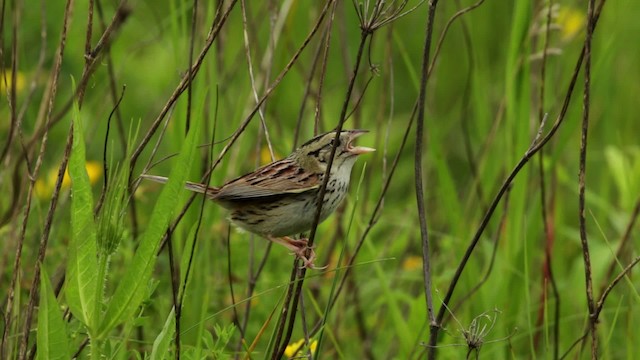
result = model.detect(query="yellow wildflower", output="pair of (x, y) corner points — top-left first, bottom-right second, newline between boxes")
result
(556, 6), (585, 41)
(283, 338), (317, 358)
(35, 161), (103, 199)
(0, 71), (26, 93)
(402, 255), (422, 271)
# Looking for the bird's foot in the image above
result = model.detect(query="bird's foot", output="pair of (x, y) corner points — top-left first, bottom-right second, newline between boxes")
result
(272, 236), (326, 270)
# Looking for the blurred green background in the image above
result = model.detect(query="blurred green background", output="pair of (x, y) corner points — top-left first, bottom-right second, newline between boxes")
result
(2, 0), (640, 358)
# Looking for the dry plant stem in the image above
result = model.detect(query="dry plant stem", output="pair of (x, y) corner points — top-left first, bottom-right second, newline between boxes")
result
(455, 0), (486, 211)
(600, 196), (640, 294)
(128, 0), (236, 174)
(0, 0), (18, 165)
(429, 0), (607, 352)
(313, 1), (338, 136)
(534, 1), (560, 357)
(1, 0), (72, 356)
(234, 236), (273, 351)
(594, 256), (640, 320)
(579, 0), (597, 356)
(298, 294), (312, 359)
(27, 0), (129, 142)
(16, 0), (47, 134)
(561, 255), (640, 359)
(1, 1), (129, 227)
(19, 130), (74, 360)
(272, 27), (367, 360)
(129, 0), (230, 235)
(95, 0), (128, 151)
(154, 0), (334, 255)
(322, 103), (416, 328)
(227, 228), (247, 348)
(170, 3), (200, 355)
(450, 187), (511, 315)
(427, 0), (484, 78)
(240, 0), (274, 161)
(415, 0), (439, 357)
(166, 231), (181, 358)
(271, 262), (302, 360)
(292, 22), (335, 145)
(94, 86), (126, 215)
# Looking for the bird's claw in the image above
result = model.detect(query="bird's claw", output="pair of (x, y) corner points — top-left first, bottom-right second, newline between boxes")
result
(291, 246), (326, 270)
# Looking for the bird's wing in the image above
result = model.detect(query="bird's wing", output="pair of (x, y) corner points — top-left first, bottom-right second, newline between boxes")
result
(215, 159), (321, 201)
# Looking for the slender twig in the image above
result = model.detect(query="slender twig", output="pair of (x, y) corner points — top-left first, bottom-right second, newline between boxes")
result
(166, 229), (180, 358)
(430, 0), (607, 351)
(454, 0), (486, 211)
(1, 0), (130, 228)
(414, 1), (440, 358)
(150, 0), (333, 256)
(2, 0), (73, 356)
(578, 0), (597, 356)
(427, 0), (484, 78)
(313, 0), (339, 136)
(129, 0), (236, 174)
(95, 86), (126, 215)
(561, 255), (640, 359)
(95, 0), (128, 151)
(293, 22), (332, 147)
(314, 102), (416, 339)
(534, 1), (560, 357)
(600, 196), (640, 294)
(451, 187), (512, 314)
(0, 0), (18, 165)
(170, 2), (200, 356)
(19, 130), (74, 360)
(273, 24), (367, 360)
(271, 261), (302, 360)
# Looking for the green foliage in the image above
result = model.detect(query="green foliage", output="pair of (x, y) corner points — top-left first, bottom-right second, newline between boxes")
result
(3, 1), (640, 359)
(37, 267), (71, 360)
(150, 308), (176, 360)
(99, 107), (201, 337)
(66, 84), (99, 330)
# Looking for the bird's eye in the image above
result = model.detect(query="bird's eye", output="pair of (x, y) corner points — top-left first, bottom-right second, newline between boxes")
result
(329, 138), (341, 148)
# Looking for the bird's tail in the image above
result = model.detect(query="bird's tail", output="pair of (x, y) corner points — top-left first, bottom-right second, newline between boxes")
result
(140, 174), (219, 197)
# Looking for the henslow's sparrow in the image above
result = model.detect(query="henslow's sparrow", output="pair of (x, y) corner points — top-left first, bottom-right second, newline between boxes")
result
(142, 129), (374, 268)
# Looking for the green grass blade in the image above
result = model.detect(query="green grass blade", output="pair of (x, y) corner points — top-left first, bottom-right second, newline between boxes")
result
(150, 308), (176, 360)
(98, 114), (201, 337)
(65, 91), (99, 329)
(37, 267), (71, 360)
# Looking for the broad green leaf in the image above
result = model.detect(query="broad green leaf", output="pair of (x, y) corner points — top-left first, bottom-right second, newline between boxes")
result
(66, 93), (99, 329)
(150, 308), (175, 360)
(99, 114), (201, 337)
(38, 267), (71, 360)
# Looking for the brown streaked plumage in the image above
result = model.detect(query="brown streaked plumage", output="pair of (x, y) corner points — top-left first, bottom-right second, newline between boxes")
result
(141, 129), (374, 268)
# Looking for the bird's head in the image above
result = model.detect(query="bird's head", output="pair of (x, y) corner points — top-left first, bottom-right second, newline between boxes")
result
(294, 129), (375, 171)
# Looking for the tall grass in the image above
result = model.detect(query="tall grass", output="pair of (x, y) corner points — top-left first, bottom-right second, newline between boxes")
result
(1, 0), (639, 359)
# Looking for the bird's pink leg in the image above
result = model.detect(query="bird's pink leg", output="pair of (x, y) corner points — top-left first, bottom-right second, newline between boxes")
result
(268, 236), (324, 269)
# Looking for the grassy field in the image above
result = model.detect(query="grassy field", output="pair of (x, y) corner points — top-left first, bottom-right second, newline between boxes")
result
(2, 0), (640, 359)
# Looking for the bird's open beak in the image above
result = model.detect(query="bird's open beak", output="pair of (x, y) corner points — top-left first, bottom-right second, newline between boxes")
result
(346, 130), (375, 155)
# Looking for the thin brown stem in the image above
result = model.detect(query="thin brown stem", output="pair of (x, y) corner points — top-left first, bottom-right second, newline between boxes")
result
(2, 0), (73, 356)
(19, 129), (74, 359)
(579, 0), (597, 356)
(273, 26), (367, 360)
(430, 0), (607, 351)
(600, 196), (640, 294)
(129, 0), (236, 175)
(535, 1), (560, 357)
(414, 1), (440, 358)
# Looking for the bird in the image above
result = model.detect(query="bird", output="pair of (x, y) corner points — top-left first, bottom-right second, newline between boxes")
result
(141, 129), (374, 268)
